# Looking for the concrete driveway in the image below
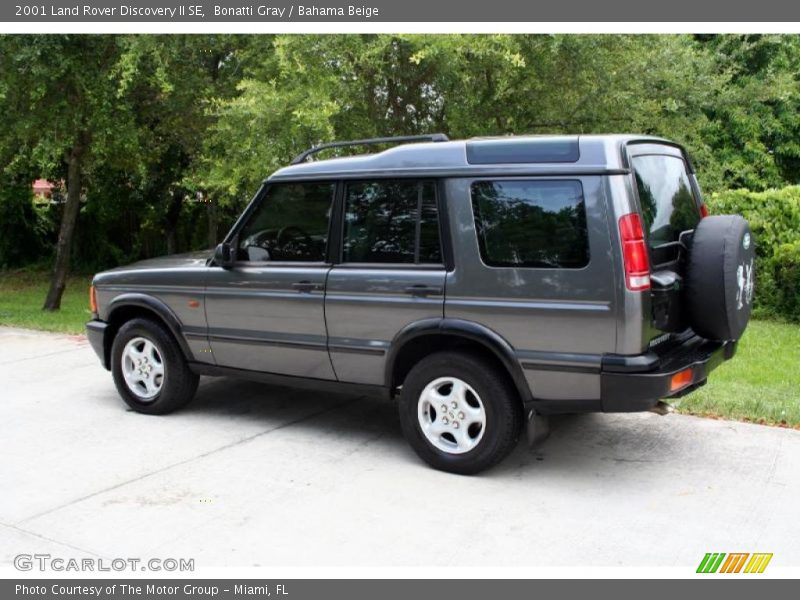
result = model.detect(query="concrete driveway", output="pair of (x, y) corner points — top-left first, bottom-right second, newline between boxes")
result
(1, 325), (799, 569)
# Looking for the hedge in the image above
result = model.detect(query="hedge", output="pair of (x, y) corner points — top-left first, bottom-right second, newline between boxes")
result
(707, 186), (800, 322)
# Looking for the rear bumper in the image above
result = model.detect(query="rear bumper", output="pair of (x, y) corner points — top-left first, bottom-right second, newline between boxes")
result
(86, 319), (110, 369)
(600, 336), (737, 412)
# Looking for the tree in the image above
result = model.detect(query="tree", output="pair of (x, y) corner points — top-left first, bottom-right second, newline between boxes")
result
(200, 35), (727, 197)
(0, 35), (138, 310)
(695, 35), (800, 190)
(2, 33), (800, 285)
(116, 35), (253, 253)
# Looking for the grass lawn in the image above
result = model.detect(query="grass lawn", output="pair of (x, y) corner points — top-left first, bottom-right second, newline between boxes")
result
(0, 270), (92, 334)
(673, 320), (800, 429)
(1, 270), (798, 428)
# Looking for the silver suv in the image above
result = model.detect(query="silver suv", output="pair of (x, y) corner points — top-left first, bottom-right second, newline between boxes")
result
(86, 134), (755, 473)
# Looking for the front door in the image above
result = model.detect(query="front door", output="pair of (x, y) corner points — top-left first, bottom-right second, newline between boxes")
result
(205, 181), (336, 380)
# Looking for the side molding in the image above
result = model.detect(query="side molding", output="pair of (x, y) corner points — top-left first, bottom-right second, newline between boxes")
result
(384, 318), (534, 405)
(105, 293), (195, 362)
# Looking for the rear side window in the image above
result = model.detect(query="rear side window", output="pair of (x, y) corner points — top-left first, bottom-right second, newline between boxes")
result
(343, 180), (442, 264)
(471, 180), (589, 269)
(632, 154), (700, 249)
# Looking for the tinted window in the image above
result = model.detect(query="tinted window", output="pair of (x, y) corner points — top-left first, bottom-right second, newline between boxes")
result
(343, 180), (441, 264)
(237, 182), (333, 262)
(466, 138), (580, 164)
(471, 180), (589, 269)
(632, 154), (700, 249)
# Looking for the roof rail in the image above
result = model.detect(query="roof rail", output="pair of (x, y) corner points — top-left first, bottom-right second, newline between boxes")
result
(290, 133), (450, 165)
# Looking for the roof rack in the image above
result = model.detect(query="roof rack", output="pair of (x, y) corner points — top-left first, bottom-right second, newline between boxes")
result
(290, 133), (450, 165)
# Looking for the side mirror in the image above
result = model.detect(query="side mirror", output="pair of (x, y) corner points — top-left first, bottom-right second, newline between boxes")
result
(213, 242), (236, 269)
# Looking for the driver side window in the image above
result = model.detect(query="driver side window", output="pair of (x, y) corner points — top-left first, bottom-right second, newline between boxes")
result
(237, 182), (334, 262)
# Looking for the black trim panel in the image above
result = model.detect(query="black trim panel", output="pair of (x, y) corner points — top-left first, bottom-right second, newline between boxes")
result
(327, 180), (345, 264)
(385, 318), (534, 405)
(183, 332), (208, 341)
(85, 320), (109, 369)
(601, 338), (735, 412)
(517, 349), (602, 373)
(104, 293), (195, 362)
(436, 178), (455, 271)
(327, 336), (389, 356)
(208, 332), (328, 352)
(188, 362), (390, 400)
(601, 352), (660, 373)
(521, 362), (599, 375)
(328, 345), (386, 356)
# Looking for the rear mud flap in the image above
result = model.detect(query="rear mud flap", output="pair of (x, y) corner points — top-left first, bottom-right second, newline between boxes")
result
(526, 410), (550, 447)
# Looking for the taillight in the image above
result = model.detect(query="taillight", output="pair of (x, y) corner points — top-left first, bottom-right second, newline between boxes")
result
(89, 285), (98, 314)
(699, 203), (709, 218)
(618, 213), (651, 291)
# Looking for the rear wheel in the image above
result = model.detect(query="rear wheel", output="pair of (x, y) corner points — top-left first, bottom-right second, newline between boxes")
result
(398, 351), (522, 474)
(111, 318), (199, 415)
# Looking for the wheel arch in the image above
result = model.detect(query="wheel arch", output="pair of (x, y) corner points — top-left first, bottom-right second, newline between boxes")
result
(102, 293), (194, 368)
(385, 318), (534, 407)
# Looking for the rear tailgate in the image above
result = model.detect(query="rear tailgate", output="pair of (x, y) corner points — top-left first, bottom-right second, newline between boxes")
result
(627, 142), (706, 351)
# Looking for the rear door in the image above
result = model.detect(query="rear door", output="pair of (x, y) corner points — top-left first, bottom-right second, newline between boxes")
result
(204, 181), (336, 379)
(325, 179), (446, 385)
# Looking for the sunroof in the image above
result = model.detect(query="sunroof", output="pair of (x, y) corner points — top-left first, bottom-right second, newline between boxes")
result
(466, 137), (580, 164)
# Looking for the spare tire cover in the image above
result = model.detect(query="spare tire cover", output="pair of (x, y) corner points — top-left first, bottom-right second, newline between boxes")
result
(685, 215), (755, 341)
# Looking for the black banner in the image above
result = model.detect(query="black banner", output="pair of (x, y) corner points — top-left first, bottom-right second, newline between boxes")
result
(3, 579), (797, 600)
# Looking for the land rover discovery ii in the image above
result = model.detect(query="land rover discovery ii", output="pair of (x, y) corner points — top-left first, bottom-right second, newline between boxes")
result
(86, 134), (755, 474)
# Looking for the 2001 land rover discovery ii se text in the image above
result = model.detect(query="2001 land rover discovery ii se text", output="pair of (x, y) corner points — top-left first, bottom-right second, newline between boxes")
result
(86, 134), (755, 474)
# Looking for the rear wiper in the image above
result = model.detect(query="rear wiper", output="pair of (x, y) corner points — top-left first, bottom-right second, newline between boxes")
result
(651, 240), (683, 251)
(651, 229), (695, 252)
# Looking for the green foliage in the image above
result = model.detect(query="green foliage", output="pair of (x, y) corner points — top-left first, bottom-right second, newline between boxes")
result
(0, 182), (48, 268)
(2, 33), (800, 295)
(695, 35), (800, 191)
(0, 35), (140, 177)
(772, 241), (800, 322)
(198, 34), (800, 198)
(200, 34), (730, 199)
(708, 186), (800, 321)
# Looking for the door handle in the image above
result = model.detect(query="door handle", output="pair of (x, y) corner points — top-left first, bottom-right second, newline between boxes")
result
(292, 281), (321, 293)
(404, 284), (443, 297)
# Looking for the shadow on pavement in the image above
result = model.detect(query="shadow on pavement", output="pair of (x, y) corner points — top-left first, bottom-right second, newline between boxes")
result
(174, 376), (681, 478)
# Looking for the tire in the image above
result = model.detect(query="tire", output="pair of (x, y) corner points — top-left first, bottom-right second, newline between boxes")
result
(685, 215), (755, 341)
(110, 317), (199, 415)
(398, 351), (522, 475)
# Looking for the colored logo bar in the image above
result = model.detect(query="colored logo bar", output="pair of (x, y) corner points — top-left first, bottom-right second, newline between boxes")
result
(697, 553), (773, 573)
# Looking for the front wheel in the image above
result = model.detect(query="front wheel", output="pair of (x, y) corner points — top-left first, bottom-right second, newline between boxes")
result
(111, 318), (199, 415)
(398, 351), (522, 474)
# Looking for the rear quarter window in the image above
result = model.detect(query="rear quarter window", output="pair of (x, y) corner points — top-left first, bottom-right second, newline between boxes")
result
(470, 180), (589, 269)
